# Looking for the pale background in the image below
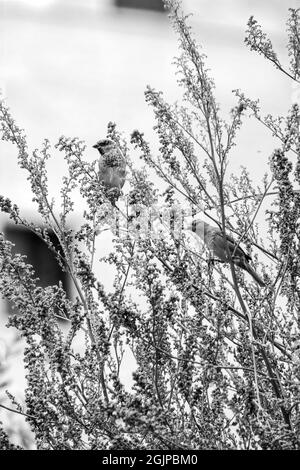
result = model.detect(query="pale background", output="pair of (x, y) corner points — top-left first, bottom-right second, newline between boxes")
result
(0, 0), (299, 447)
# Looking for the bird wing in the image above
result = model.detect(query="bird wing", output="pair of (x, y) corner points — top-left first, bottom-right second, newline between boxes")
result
(204, 224), (263, 287)
(224, 233), (252, 261)
(209, 230), (251, 262)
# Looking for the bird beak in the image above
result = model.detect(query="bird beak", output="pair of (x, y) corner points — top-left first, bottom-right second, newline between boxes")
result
(92, 143), (98, 148)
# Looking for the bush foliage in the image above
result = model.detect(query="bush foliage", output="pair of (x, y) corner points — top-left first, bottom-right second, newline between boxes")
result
(0, 1), (299, 450)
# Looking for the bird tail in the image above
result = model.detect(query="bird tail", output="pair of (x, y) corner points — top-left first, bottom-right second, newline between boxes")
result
(244, 263), (265, 287)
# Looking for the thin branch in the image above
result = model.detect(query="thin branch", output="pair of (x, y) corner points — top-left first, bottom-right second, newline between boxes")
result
(0, 403), (39, 421)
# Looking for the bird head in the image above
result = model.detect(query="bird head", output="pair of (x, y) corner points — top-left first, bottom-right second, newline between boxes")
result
(184, 218), (211, 242)
(93, 139), (115, 155)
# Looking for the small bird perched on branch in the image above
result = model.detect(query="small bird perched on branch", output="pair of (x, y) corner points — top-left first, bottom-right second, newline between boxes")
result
(93, 139), (126, 204)
(185, 219), (265, 287)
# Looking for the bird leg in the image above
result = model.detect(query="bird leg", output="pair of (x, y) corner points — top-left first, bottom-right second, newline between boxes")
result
(207, 251), (214, 266)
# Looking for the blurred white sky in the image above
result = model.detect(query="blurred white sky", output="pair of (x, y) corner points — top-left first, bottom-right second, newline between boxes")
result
(0, 0), (299, 208)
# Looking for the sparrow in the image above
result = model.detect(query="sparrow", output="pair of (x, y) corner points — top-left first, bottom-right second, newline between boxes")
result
(93, 139), (126, 204)
(185, 219), (265, 287)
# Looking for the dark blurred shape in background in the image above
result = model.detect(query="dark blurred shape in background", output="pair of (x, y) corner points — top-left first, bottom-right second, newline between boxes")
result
(115, 0), (164, 12)
(4, 225), (70, 315)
